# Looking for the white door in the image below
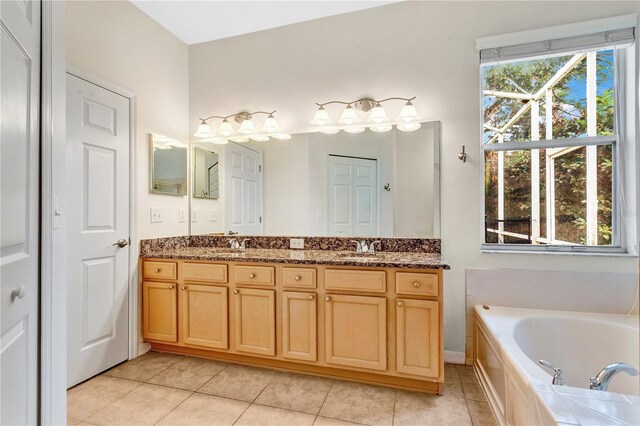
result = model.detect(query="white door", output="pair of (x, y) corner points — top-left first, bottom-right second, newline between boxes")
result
(328, 156), (377, 236)
(353, 159), (377, 236)
(328, 156), (353, 236)
(226, 143), (262, 235)
(66, 74), (131, 387)
(0, 1), (41, 423)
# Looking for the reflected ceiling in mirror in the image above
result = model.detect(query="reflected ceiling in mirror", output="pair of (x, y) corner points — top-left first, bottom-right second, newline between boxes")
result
(150, 133), (188, 196)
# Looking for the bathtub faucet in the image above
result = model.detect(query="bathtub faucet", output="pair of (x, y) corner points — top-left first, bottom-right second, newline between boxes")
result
(590, 362), (639, 391)
(539, 360), (564, 386)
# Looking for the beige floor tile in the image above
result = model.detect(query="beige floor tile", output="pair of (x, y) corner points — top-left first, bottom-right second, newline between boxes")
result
(457, 365), (478, 384)
(198, 364), (275, 402)
(67, 375), (140, 420)
(467, 399), (497, 426)
(104, 351), (182, 382)
(86, 383), (191, 425)
(444, 363), (461, 382)
(148, 356), (228, 390)
(461, 380), (487, 402)
(318, 381), (395, 426)
(157, 393), (249, 425)
(235, 404), (315, 426)
(394, 389), (473, 426)
(254, 371), (333, 414)
(313, 416), (362, 425)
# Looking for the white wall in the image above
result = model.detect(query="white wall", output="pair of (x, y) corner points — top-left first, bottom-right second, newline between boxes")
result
(189, 1), (640, 353)
(66, 0), (190, 241)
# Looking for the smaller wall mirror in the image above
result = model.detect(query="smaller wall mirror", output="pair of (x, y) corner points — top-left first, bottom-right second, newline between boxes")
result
(150, 133), (187, 196)
(193, 147), (220, 199)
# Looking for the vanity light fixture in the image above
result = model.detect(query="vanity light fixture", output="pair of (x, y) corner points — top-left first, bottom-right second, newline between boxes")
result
(310, 96), (422, 134)
(193, 110), (290, 144)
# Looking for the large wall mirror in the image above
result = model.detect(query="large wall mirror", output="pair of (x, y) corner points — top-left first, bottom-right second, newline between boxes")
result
(189, 121), (440, 238)
(150, 133), (188, 195)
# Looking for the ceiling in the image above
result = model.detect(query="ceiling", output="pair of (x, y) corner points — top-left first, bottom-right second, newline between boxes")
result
(130, 1), (399, 45)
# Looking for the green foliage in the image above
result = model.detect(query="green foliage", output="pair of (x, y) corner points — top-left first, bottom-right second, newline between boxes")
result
(483, 51), (614, 245)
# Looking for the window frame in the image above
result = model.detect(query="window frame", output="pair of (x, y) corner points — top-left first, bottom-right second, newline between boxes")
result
(479, 48), (629, 255)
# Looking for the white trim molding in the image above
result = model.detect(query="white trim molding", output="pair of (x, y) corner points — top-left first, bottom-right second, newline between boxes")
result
(444, 351), (467, 365)
(476, 13), (638, 51)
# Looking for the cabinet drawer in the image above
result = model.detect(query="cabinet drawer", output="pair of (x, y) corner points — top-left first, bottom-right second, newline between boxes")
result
(282, 267), (317, 288)
(143, 261), (177, 280)
(325, 269), (386, 293)
(396, 272), (438, 297)
(234, 265), (275, 286)
(183, 263), (228, 283)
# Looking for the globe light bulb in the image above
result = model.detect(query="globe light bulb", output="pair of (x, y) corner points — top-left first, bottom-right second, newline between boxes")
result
(338, 105), (358, 125)
(310, 106), (332, 126)
(194, 120), (213, 138)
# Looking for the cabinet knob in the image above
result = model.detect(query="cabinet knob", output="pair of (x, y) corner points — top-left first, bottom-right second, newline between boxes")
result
(325, 296), (331, 302)
(169, 285), (174, 289)
(308, 295), (315, 300)
(233, 289), (239, 295)
(397, 301), (404, 307)
(181, 286), (187, 291)
(154, 268), (161, 273)
(249, 273), (255, 279)
(11, 285), (26, 301)
(295, 275), (301, 281)
(413, 282), (421, 288)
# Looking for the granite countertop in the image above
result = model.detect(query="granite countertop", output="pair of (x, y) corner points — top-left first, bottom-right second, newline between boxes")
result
(141, 247), (450, 270)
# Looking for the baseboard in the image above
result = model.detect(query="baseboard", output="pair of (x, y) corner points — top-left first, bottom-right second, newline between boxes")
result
(444, 351), (466, 364)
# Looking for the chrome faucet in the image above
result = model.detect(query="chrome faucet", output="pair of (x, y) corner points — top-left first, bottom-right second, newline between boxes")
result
(351, 240), (381, 254)
(539, 360), (564, 386)
(590, 362), (639, 391)
(229, 238), (250, 251)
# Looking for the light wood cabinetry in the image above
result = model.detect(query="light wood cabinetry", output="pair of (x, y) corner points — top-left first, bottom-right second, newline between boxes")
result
(180, 284), (228, 349)
(143, 281), (178, 342)
(325, 294), (387, 371)
(233, 288), (276, 356)
(142, 258), (444, 394)
(396, 298), (439, 377)
(282, 291), (317, 361)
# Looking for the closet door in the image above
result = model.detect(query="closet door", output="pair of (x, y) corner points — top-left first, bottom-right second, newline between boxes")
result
(1, 1), (41, 423)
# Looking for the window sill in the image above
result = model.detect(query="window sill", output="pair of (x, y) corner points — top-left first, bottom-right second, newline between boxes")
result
(481, 246), (638, 257)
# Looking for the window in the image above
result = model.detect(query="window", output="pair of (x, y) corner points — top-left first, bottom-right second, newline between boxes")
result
(480, 27), (635, 253)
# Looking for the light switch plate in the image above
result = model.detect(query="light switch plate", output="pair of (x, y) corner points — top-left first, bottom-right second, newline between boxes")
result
(191, 210), (198, 222)
(290, 238), (304, 249)
(178, 208), (186, 223)
(209, 209), (218, 222)
(150, 208), (163, 223)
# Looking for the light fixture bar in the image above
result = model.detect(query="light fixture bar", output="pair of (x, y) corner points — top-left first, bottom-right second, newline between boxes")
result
(194, 109), (289, 142)
(315, 96), (416, 108)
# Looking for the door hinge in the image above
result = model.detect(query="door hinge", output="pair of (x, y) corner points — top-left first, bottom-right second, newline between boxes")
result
(259, 216), (262, 224)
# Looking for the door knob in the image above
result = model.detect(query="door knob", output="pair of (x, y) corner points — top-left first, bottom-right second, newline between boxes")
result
(11, 285), (26, 301)
(113, 239), (129, 248)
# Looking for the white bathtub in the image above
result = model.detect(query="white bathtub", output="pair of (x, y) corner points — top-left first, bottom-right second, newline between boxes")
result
(473, 306), (640, 425)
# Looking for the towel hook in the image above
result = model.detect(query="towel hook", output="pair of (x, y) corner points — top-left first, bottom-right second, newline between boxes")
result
(458, 145), (467, 163)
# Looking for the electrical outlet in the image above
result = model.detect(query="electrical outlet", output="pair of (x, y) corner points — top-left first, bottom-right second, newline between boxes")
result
(191, 210), (198, 222)
(179, 208), (186, 223)
(290, 238), (305, 249)
(150, 208), (163, 223)
(209, 209), (218, 222)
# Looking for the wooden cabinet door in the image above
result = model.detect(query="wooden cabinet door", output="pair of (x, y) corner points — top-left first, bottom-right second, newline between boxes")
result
(325, 294), (386, 371)
(180, 284), (228, 349)
(396, 298), (439, 378)
(233, 288), (275, 356)
(282, 292), (317, 361)
(143, 281), (177, 342)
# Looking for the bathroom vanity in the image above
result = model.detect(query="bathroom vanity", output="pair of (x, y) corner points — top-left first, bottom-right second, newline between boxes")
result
(140, 236), (449, 394)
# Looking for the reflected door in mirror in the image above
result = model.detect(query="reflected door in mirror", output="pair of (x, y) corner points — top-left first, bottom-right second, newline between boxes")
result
(226, 143), (263, 235)
(329, 155), (377, 236)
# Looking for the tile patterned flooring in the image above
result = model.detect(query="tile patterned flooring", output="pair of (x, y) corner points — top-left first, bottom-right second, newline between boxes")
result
(67, 352), (496, 426)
